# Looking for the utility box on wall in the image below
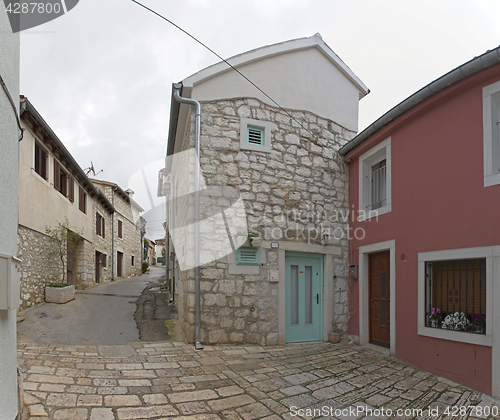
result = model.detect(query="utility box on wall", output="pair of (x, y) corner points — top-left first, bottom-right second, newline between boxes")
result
(0, 254), (21, 310)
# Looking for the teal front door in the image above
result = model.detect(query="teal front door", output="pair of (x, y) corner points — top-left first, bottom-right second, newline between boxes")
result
(285, 253), (323, 342)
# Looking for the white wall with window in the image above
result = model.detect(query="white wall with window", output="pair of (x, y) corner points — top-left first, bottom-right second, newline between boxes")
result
(483, 80), (500, 187)
(358, 137), (392, 220)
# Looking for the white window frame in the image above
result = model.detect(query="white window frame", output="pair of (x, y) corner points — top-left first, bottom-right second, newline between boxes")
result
(239, 118), (273, 153)
(483, 80), (500, 187)
(358, 137), (391, 221)
(417, 246), (498, 347)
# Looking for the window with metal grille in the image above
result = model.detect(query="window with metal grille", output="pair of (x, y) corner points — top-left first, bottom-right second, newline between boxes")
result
(370, 159), (386, 210)
(34, 142), (47, 179)
(425, 258), (486, 334)
(236, 247), (259, 265)
(247, 126), (264, 146)
(358, 137), (391, 220)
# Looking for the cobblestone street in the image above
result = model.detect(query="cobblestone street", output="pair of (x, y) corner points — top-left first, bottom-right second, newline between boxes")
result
(17, 341), (500, 420)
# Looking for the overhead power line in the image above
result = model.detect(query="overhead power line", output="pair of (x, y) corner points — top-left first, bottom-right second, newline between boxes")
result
(131, 0), (321, 142)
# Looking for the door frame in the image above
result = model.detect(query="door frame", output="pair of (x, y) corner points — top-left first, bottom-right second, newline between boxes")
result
(284, 252), (323, 343)
(358, 240), (396, 355)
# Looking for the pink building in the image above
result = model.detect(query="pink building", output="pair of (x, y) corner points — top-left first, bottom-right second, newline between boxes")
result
(340, 48), (500, 397)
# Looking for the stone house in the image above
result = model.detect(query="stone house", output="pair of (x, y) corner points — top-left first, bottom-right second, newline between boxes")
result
(144, 237), (156, 266)
(17, 97), (142, 308)
(159, 34), (369, 345)
(91, 180), (143, 279)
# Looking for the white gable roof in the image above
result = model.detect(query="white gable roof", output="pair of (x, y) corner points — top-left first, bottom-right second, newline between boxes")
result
(183, 33), (369, 97)
(180, 34), (368, 131)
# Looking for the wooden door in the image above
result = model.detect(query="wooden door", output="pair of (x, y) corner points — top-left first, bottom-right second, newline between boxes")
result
(95, 251), (101, 283)
(117, 251), (123, 277)
(369, 251), (390, 347)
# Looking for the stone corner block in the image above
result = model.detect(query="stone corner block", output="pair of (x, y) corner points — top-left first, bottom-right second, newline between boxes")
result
(45, 285), (76, 304)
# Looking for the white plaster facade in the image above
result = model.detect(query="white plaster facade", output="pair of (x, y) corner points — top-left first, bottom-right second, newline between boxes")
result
(17, 98), (143, 308)
(0, 2), (20, 417)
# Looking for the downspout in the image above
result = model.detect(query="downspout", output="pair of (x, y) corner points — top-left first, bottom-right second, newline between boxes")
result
(172, 83), (203, 350)
(111, 186), (117, 281)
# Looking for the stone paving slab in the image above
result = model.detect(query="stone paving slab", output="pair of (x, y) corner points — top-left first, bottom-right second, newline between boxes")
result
(17, 341), (500, 419)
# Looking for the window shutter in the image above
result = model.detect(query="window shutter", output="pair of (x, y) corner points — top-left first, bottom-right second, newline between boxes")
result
(54, 159), (60, 191)
(41, 149), (47, 179)
(247, 126), (264, 145)
(102, 217), (105, 239)
(79, 186), (86, 213)
(35, 143), (40, 174)
(68, 175), (74, 202)
(96, 213), (100, 235)
(236, 248), (259, 265)
(118, 220), (123, 238)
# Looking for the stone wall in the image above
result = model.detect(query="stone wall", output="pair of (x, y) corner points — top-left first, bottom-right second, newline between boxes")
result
(175, 98), (353, 345)
(92, 182), (142, 279)
(17, 225), (93, 308)
(92, 199), (113, 284)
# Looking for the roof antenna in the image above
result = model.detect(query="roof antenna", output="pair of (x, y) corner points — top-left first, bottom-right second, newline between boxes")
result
(83, 161), (103, 177)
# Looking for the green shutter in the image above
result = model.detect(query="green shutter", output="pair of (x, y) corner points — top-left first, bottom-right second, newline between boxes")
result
(236, 248), (259, 265)
(247, 126), (264, 145)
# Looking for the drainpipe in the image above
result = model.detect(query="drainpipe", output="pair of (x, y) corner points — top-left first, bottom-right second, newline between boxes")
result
(111, 186), (117, 281)
(172, 83), (203, 350)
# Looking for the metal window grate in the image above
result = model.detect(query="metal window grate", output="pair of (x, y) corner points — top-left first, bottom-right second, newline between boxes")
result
(425, 258), (486, 334)
(247, 126), (264, 145)
(236, 247), (259, 265)
(368, 159), (386, 210)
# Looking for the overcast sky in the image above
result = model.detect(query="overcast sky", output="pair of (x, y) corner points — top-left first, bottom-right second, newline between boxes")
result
(19, 0), (500, 239)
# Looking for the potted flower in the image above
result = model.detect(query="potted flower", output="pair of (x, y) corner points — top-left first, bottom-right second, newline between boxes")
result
(45, 283), (75, 304)
(428, 307), (442, 328)
(328, 320), (341, 343)
(472, 314), (486, 334)
(441, 312), (470, 331)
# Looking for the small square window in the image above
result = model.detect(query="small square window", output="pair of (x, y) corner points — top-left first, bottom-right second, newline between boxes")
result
(236, 247), (259, 265)
(247, 126), (264, 145)
(239, 118), (273, 153)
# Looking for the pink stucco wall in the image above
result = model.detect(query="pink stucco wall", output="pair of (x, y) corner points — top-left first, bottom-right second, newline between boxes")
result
(345, 65), (500, 395)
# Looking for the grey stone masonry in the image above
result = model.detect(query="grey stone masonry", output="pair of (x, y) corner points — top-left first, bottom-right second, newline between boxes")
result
(17, 225), (94, 308)
(92, 199), (113, 284)
(175, 98), (354, 345)
(92, 181), (142, 279)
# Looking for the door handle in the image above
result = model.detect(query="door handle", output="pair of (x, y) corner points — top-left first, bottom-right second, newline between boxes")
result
(316, 294), (319, 304)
